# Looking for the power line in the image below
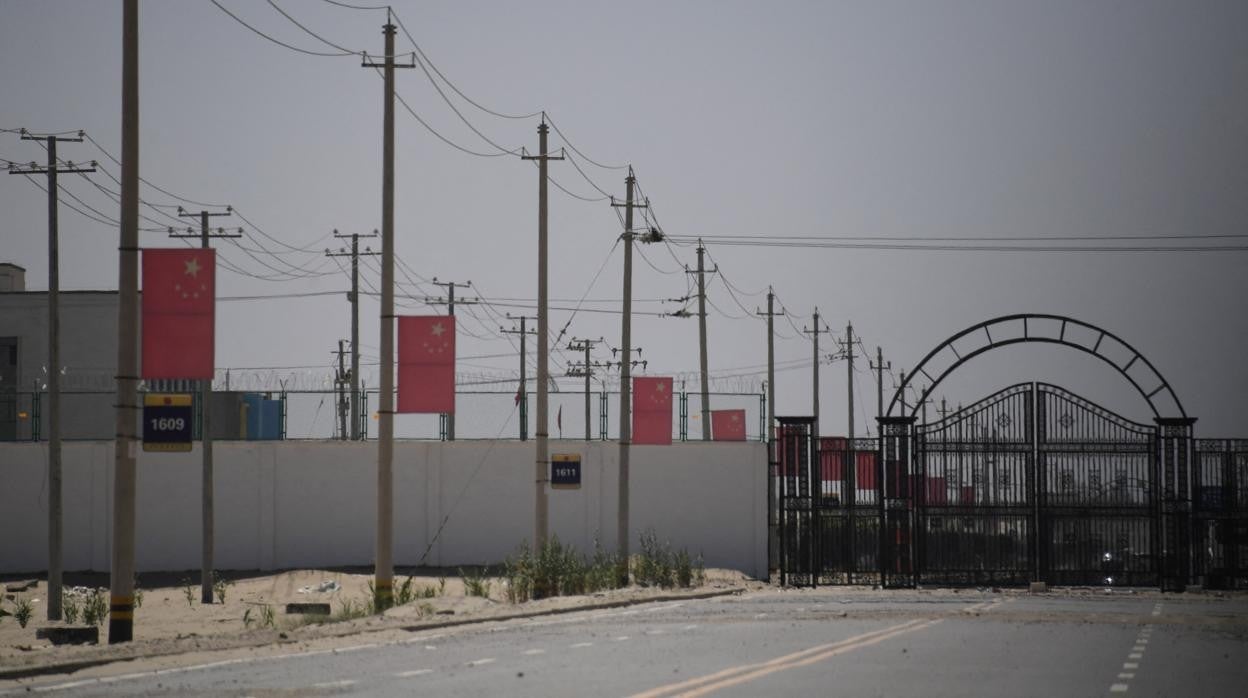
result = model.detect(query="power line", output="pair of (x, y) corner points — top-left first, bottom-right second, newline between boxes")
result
(210, 0), (358, 57)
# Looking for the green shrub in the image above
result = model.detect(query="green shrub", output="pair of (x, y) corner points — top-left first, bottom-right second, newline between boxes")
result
(82, 589), (107, 627)
(14, 598), (33, 628)
(460, 567), (492, 598)
(62, 590), (81, 624)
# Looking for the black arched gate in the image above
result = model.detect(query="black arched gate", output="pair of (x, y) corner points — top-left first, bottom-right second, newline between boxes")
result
(906, 382), (1162, 588)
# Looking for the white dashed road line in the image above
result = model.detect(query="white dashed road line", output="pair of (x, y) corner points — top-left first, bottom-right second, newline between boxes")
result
(570, 642), (594, 648)
(310, 680), (356, 689)
(465, 658), (496, 667)
(523, 648), (546, 655)
(395, 669), (432, 678)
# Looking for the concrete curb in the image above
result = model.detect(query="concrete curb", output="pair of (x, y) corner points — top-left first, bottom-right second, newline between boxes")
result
(0, 587), (744, 683)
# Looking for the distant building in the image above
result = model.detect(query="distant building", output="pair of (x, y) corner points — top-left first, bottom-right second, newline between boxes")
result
(0, 267), (278, 441)
(0, 268), (122, 439)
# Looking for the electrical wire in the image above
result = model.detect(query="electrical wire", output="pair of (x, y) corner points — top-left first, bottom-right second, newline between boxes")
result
(545, 113), (628, 170)
(210, 0), (357, 57)
(392, 11), (542, 121)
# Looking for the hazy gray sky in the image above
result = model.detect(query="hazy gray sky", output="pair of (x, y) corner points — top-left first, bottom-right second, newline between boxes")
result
(2, 0), (1245, 436)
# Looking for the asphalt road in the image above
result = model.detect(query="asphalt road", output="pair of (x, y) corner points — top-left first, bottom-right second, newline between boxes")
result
(5, 589), (1247, 697)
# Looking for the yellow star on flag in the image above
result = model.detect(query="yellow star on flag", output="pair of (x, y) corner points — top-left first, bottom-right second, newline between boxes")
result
(184, 257), (201, 278)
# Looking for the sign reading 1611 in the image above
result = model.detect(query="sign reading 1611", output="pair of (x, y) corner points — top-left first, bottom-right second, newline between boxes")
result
(143, 393), (193, 452)
(551, 453), (581, 490)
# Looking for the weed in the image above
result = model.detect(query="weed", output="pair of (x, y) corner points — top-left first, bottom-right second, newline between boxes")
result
(261, 604), (277, 629)
(395, 576), (415, 606)
(212, 573), (231, 605)
(62, 590), (81, 624)
(437, 575), (447, 596)
(242, 608), (253, 628)
(501, 537), (627, 604)
(133, 574), (144, 609)
(14, 598), (33, 628)
(635, 529), (675, 588)
(82, 588), (107, 627)
(182, 578), (195, 608)
(460, 567), (492, 598)
(334, 597), (369, 622)
(675, 549), (693, 588)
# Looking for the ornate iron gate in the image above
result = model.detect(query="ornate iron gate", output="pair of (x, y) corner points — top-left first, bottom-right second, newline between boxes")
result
(1193, 439), (1248, 589)
(776, 380), (1210, 589)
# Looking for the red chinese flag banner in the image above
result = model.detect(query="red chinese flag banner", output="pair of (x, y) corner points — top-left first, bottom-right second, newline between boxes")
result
(632, 376), (673, 445)
(711, 409), (747, 441)
(398, 316), (455, 413)
(141, 248), (215, 379)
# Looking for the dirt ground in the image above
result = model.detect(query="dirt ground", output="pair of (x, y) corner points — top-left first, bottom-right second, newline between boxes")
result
(0, 567), (757, 673)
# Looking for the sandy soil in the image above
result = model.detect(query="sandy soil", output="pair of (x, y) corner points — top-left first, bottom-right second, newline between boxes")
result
(0, 568), (757, 674)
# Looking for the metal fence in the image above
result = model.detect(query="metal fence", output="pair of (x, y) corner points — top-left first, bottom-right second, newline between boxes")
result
(772, 384), (1248, 591)
(2, 389), (766, 442)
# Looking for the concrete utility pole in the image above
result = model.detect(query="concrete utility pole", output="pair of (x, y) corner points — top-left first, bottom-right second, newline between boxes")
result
(870, 346), (890, 425)
(172, 208), (237, 605)
(609, 168), (648, 580)
(845, 323), (856, 442)
(8, 130), (95, 622)
(501, 314), (537, 440)
(684, 241), (716, 440)
(334, 340), (350, 439)
(802, 309), (830, 443)
(362, 15), (413, 611)
(110, 0), (139, 644)
(425, 278), (475, 440)
(755, 288), (784, 441)
(566, 337), (604, 440)
(521, 119), (563, 548)
(326, 229), (378, 440)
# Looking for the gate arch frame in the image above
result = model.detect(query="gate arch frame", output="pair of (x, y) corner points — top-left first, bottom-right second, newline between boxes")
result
(885, 314), (1188, 421)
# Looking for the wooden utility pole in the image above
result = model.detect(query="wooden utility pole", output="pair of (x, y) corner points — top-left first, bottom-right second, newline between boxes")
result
(362, 14), (413, 611)
(110, 0), (139, 644)
(326, 229), (378, 440)
(521, 119), (563, 548)
(802, 309), (830, 442)
(8, 131), (95, 621)
(172, 208), (237, 605)
(566, 337), (604, 440)
(685, 241), (716, 440)
(755, 288), (784, 441)
(501, 314), (536, 440)
(425, 278), (475, 440)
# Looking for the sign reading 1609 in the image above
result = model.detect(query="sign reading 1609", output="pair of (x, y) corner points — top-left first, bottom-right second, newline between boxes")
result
(143, 393), (193, 452)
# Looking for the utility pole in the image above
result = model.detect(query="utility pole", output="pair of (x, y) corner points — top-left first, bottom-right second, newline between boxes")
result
(172, 207), (237, 605)
(110, 0), (139, 644)
(362, 13), (414, 612)
(334, 340), (349, 439)
(755, 288), (784, 442)
(521, 118), (563, 548)
(869, 346), (890, 426)
(425, 278), (475, 440)
(802, 309), (830, 442)
(682, 241), (716, 440)
(9, 130), (95, 622)
(326, 229), (378, 440)
(566, 337), (605, 440)
(938, 397), (953, 421)
(609, 168), (650, 580)
(501, 314), (536, 440)
(845, 323), (856, 442)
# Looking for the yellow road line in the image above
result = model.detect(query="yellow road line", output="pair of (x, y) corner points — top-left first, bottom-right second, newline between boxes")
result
(628, 619), (929, 698)
(675, 619), (942, 698)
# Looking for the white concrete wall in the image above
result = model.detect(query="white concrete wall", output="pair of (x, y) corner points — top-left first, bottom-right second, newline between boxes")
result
(0, 440), (767, 579)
